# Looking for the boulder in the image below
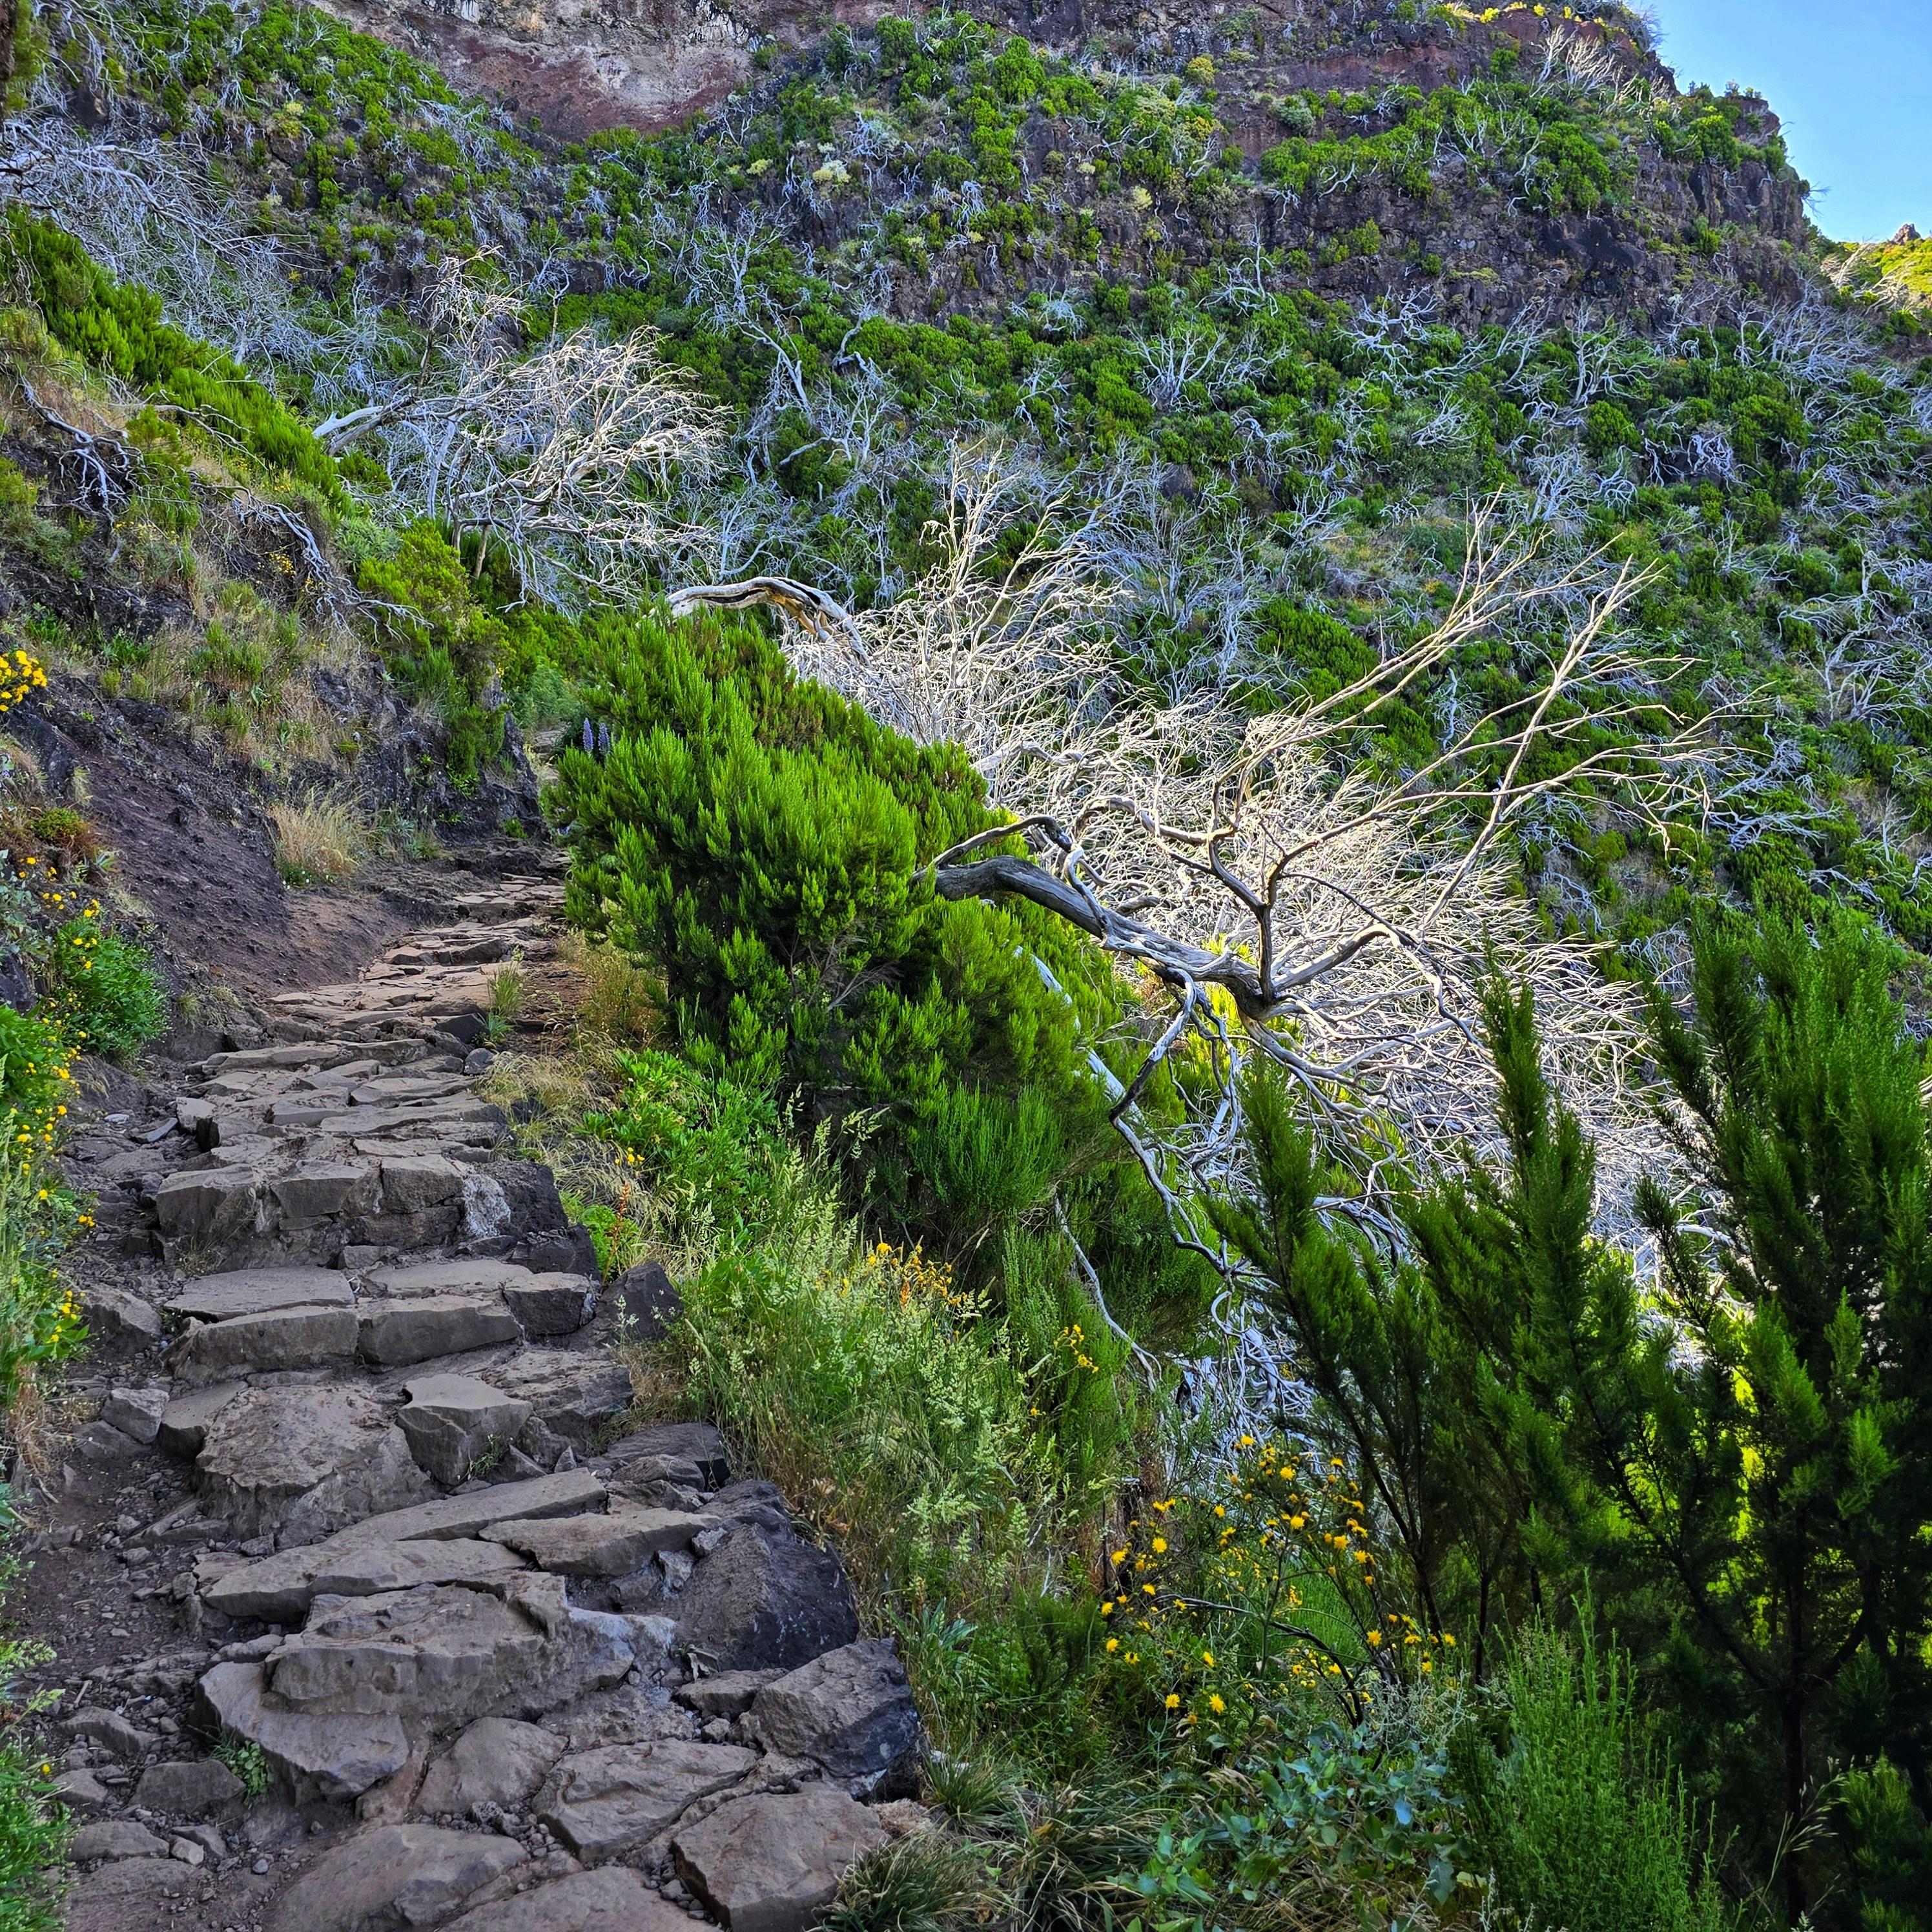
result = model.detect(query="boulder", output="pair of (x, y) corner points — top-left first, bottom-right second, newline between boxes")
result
(270, 1162), (380, 1228)
(134, 1756), (244, 1818)
(535, 1740), (757, 1860)
(196, 1386), (433, 1545)
(78, 1284), (164, 1346)
(602, 1420), (728, 1489)
(73, 1819), (170, 1862)
(50, 1767), (114, 1811)
(100, 1386), (169, 1444)
(672, 1525), (858, 1673)
(483, 1351), (632, 1452)
(748, 1641), (922, 1794)
(168, 1304), (359, 1386)
(267, 1583), (559, 1725)
(194, 1661), (409, 1799)
(508, 1227), (599, 1279)
(502, 1274), (593, 1338)
(378, 1156), (468, 1215)
(484, 1508), (713, 1579)
(357, 1295), (520, 1367)
(442, 1868), (692, 1932)
(164, 1267), (355, 1322)
(265, 1822), (527, 1932)
(672, 1786), (889, 1932)
(396, 1375), (534, 1486)
(414, 1717), (564, 1818)
(153, 1166), (265, 1249)
(156, 1382), (245, 1459)
(608, 1261), (679, 1344)
(671, 1669), (783, 1722)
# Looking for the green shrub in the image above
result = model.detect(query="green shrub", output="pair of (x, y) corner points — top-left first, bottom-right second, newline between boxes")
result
(1450, 1621), (1730, 1932)
(44, 920), (167, 1060)
(0, 1534), (67, 1932)
(670, 1185), (1040, 1610)
(358, 523), (508, 784)
(555, 606), (1118, 1229)
(585, 1048), (786, 1246)
(1, 211), (339, 504)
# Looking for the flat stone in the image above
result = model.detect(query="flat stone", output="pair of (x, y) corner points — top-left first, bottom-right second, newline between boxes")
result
(63, 1856), (193, 1926)
(749, 1641), (922, 1791)
(484, 1351), (632, 1451)
(310, 1538), (530, 1601)
(671, 1669), (783, 1722)
(536, 1740), (757, 1860)
(64, 1706), (158, 1759)
(398, 1374), (534, 1486)
(156, 1382), (245, 1459)
(165, 1267), (355, 1322)
(100, 1386), (169, 1443)
(370, 1259), (540, 1298)
(196, 1386), (433, 1545)
(195, 1661), (409, 1799)
(672, 1786), (889, 1932)
(502, 1275), (593, 1339)
(442, 1868), (690, 1932)
(486, 1508), (714, 1579)
(604, 1421), (729, 1488)
(169, 1304), (359, 1387)
(415, 1717), (564, 1818)
(265, 1822), (527, 1932)
(134, 1757), (244, 1818)
(74, 1818), (169, 1862)
(74, 1419), (143, 1462)
(358, 1295), (520, 1368)
(199, 1472), (606, 1623)
(672, 1525), (858, 1674)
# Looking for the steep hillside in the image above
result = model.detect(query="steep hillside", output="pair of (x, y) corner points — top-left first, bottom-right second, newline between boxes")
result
(2, 5), (1931, 1931)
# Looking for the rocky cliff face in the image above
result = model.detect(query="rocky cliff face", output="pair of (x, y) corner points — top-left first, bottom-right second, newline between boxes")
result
(309, 0), (1811, 328)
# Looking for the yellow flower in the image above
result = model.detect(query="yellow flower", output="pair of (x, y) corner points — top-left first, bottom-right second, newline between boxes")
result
(1366, 1629), (1382, 1647)
(1105, 1637), (1118, 1652)
(1201, 1652), (1214, 1667)
(1164, 1692), (1180, 1710)
(1100, 1601), (1113, 1616)
(1151, 1536), (1167, 1554)
(1207, 1693), (1225, 1715)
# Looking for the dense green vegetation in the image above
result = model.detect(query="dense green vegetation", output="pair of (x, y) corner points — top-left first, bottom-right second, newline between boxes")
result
(0, 1), (1928, 1926)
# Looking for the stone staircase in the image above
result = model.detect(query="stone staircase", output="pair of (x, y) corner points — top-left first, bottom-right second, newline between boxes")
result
(43, 881), (926, 1932)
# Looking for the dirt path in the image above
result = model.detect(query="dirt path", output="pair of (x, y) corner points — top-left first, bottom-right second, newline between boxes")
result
(14, 858), (927, 1932)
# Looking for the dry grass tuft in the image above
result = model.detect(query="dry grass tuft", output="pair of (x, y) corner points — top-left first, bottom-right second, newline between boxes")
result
(270, 793), (364, 885)
(564, 932), (661, 1045)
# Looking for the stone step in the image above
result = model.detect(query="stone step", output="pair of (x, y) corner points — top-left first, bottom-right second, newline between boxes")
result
(200, 1468), (610, 1621)
(165, 1266), (355, 1323)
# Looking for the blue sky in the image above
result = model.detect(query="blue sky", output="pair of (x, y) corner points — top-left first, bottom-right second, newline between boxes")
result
(1649, 1), (1931, 241)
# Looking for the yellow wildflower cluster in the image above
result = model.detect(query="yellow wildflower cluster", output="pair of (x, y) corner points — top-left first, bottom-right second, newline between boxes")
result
(850, 1239), (974, 1315)
(0, 647), (46, 719)
(1058, 1320), (1102, 1375)
(1095, 1438), (1459, 1739)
